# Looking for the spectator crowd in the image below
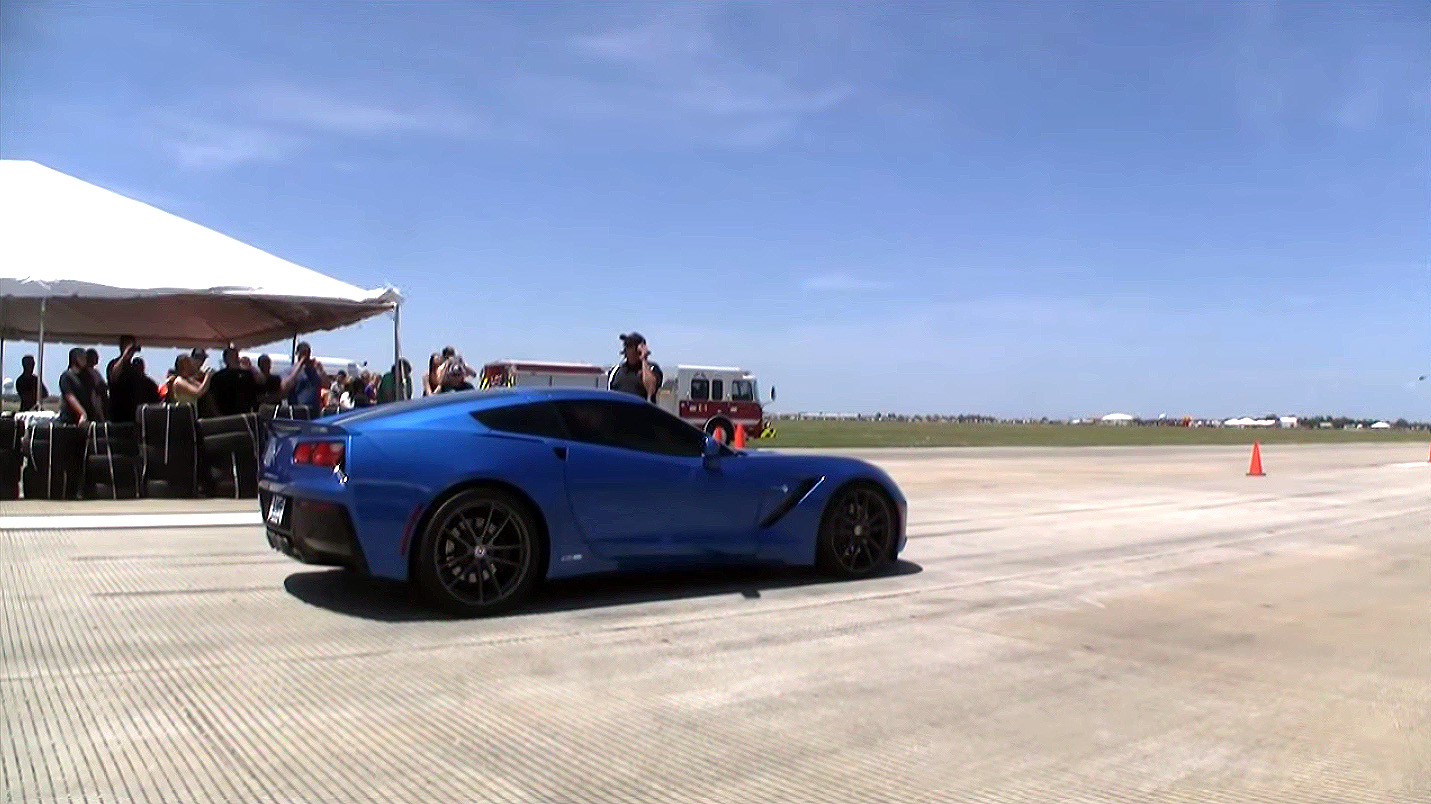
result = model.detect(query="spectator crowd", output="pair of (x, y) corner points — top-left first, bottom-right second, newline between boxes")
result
(11, 336), (489, 425)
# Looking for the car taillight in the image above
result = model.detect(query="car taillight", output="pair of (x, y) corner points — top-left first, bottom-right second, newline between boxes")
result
(292, 440), (344, 468)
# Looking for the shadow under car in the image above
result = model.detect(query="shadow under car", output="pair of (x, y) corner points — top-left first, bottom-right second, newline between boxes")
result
(282, 559), (923, 622)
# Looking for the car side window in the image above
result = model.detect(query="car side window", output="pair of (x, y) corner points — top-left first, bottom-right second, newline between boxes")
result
(689, 377), (709, 400)
(731, 380), (755, 402)
(710, 379), (724, 401)
(470, 401), (568, 439)
(555, 400), (705, 458)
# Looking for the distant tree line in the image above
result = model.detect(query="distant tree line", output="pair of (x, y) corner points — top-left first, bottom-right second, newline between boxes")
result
(1293, 415), (1425, 430)
(772, 412), (1430, 429)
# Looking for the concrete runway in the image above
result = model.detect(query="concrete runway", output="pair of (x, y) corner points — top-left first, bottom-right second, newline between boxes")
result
(2, 443), (1428, 803)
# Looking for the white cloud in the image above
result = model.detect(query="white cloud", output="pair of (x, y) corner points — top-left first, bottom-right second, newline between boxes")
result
(240, 86), (479, 137)
(801, 273), (888, 292)
(572, 12), (714, 65)
(1228, 3), (1431, 139)
(544, 10), (853, 149)
(150, 85), (479, 171)
(150, 113), (302, 170)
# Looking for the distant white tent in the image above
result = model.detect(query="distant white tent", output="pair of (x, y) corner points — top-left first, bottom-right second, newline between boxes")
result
(1099, 412), (1135, 425)
(1224, 417), (1275, 427)
(1370, 421), (1392, 429)
(0, 159), (404, 386)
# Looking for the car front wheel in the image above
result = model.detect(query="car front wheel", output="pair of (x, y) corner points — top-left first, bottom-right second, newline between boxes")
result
(815, 482), (896, 579)
(413, 486), (543, 616)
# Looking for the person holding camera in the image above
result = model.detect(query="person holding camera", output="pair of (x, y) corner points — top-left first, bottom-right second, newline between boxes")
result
(105, 334), (149, 423)
(438, 346), (476, 393)
(281, 341), (327, 409)
(607, 331), (663, 403)
(164, 353), (214, 406)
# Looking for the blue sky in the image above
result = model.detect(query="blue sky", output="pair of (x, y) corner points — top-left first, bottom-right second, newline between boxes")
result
(2, 0), (1429, 420)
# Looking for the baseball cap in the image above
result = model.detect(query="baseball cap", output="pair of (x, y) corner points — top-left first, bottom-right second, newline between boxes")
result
(619, 332), (646, 346)
(190, 347), (208, 360)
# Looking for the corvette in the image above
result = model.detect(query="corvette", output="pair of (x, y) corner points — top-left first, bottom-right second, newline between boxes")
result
(258, 387), (907, 616)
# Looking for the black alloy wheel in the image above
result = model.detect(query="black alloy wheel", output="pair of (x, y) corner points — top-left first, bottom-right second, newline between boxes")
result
(815, 482), (896, 579)
(414, 487), (543, 616)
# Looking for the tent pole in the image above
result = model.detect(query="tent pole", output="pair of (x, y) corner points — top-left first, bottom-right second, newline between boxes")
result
(392, 303), (405, 400)
(37, 297), (47, 406)
(290, 333), (298, 362)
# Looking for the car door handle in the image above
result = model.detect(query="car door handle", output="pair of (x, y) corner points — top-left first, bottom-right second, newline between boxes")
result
(552, 446), (568, 460)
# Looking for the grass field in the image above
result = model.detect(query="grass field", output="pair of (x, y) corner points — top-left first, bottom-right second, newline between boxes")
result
(8, 398), (1423, 450)
(756, 419), (1431, 448)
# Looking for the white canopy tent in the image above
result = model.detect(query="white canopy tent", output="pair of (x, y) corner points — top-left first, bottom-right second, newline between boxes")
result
(0, 159), (405, 393)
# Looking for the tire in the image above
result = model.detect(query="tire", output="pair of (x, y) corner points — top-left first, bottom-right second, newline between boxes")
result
(198, 414), (258, 438)
(0, 416), (21, 452)
(412, 486), (545, 617)
(138, 403), (199, 496)
(88, 422), (138, 441)
(88, 438), (141, 457)
(144, 479), (188, 499)
(84, 454), (142, 499)
(0, 448), (21, 500)
(204, 431), (256, 458)
(204, 451), (258, 498)
(89, 482), (142, 501)
(22, 423), (87, 500)
(814, 481), (897, 579)
(259, 404), (314, 421)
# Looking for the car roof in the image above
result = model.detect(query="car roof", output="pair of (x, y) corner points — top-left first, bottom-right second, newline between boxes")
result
(325, 386), (647, 426)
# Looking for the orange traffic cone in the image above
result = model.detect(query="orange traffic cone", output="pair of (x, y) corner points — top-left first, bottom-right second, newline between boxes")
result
(712, 427), (725, 444)
(733, 425), (746, 449)
(1246, 441), (1265, 476)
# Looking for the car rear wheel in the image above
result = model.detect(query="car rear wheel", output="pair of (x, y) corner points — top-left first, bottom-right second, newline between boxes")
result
(815, 482), (896, 579)
(413, 487), (543, 617)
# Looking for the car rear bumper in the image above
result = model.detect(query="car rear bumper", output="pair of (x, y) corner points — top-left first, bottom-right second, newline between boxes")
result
(260, 484), (369, 574)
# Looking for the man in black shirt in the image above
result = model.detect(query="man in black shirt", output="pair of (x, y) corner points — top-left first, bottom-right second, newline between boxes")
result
(15, 355), (47, 411)
(132, 358), (161, 408)
(106, 335), (148, 424)
(59, 347), (103, 425)
(208, 346), (261, 416)
(606, 331), (663, 403)
(85, 348), (109, 419)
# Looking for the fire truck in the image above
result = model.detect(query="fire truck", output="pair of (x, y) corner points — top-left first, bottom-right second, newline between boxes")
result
(478, 359), (773, 442)
(478, 359), (607, 390)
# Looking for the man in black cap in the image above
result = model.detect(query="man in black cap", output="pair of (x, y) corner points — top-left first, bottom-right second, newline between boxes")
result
(607, 331), (663, 403)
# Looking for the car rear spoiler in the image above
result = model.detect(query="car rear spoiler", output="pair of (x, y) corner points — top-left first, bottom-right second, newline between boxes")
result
(265, 418), (348, 438)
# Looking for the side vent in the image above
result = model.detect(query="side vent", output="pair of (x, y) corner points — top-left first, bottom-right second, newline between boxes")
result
(759, 476), (824, 528)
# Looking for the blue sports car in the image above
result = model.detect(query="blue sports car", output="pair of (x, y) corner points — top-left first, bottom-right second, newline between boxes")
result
(258, 387), (907, 616)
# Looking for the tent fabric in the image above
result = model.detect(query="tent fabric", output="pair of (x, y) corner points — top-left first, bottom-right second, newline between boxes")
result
(0, 159), (401, 347)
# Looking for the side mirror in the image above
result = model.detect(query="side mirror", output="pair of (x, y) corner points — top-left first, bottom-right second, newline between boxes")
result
(770, 386), (776, 401)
